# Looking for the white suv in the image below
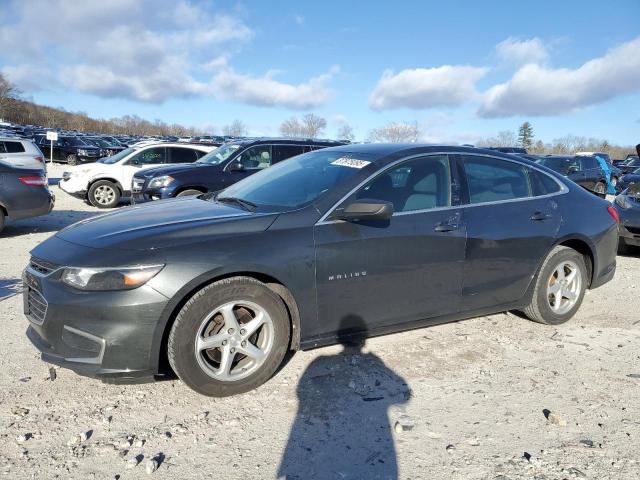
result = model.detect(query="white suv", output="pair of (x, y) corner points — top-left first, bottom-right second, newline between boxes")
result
(59, 142), (214, 208)
(0, 137), (46, 171)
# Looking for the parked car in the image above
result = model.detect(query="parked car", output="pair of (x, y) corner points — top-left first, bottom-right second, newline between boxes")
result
(612, 183), (640, 254)
(35, 135), (102, 165)
(614, 155), (640, 175)
(58, 142), (214, 208)
(0, 137), (46, 171)
(0, 164), (54, 233)
(130, 138), (345, 204)
(616, 168), (640, 193)
(23, 145), (618, 396)
(535, 155), (610, 194)
(83, 136), (127, 157)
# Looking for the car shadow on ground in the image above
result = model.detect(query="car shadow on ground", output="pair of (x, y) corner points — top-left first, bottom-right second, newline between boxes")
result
(0, 278), (22, 302)
(1, 210), (98, 238)
(278, 316), (410, 480)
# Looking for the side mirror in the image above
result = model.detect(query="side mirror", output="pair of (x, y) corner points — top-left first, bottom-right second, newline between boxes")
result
(228, 161), (244, 172)
(334, 200), (394, 222)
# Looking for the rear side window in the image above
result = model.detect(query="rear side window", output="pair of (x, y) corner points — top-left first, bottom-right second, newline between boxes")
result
(168, 147), (198, 163)
(130, 147), (167, 165)
(3, 141), (25, 153)
(274, 145), (305, 163)
(462, 155), (531, 204)
(580, 156), (599, 169)
(530, 170), (562, 196)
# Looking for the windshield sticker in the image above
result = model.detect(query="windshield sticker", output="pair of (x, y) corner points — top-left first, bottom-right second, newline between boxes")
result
(331, 157), (371, 169)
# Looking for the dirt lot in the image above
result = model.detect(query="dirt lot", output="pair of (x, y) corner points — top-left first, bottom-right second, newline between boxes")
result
(1, 163), (639, 479)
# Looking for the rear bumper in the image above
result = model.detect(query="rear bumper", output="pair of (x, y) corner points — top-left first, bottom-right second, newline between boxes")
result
(9, 190), (54, 220)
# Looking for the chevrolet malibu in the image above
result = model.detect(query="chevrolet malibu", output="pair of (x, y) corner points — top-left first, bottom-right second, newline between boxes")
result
(23, 145), (618, 396)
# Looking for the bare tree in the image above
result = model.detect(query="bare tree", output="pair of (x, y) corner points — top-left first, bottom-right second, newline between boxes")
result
(368, 121), (419, 143)
(223, 119), (247, 137)
(336, 124), (355, 142)
(301, 113), (327, 138)
(0, 73), (19, 121)
(279, 117), (304, 137)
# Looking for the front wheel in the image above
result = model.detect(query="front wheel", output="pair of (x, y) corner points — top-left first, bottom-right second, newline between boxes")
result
(176, 189), (203, 197)
(88, 180), (121, 208)
(594, 182), (606, 195)
(167, 277), (291, 397)
(522, 246), (587, 325)
(66, 154), (78, 166)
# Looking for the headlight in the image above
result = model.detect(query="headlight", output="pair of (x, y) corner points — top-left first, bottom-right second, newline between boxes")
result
(615, 195), (632, 209)
(78, 149), (88, 156)
(61, 265), (164, 291)
(148, 175), (175, 189)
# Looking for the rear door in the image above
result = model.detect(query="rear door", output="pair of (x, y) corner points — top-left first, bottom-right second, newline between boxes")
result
(313, 154), (466, 339)
(458, 154), (563, 311)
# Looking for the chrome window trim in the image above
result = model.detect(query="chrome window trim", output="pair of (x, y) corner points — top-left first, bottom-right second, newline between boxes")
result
(315, 151), (569, 226)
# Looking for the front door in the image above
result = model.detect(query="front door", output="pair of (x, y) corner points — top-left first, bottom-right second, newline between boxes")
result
(313, 154), (466, 341)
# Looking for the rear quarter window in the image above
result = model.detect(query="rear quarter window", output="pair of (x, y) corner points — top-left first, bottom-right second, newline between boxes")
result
(3, 141), (26, 153)
(530, 169), (562, 196)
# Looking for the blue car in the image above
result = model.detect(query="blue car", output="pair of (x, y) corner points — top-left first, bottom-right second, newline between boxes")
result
(131, 138), (345, 204)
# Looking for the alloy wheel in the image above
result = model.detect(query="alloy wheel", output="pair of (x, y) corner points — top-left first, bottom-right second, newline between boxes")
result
(194, 300), (274, 382)
(94, 185), (116, 205)
(546, 260), (582, 315)
(594, 183), (606, 194)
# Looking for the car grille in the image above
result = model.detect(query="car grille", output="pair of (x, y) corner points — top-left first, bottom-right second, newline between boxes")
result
(29, 257), (59, 275)
(132, 178), (145, 192)
(26, 288), (48, 325)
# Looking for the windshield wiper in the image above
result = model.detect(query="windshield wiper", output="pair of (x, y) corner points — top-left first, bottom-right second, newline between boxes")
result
(216, 196), (258, 211)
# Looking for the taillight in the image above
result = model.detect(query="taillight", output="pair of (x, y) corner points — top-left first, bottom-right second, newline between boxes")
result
(18, 176), (47, 186)
(34, 155), (44, 163)
(607, 205), (620, 224)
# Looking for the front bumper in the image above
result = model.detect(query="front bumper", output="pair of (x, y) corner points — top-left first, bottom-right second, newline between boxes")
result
(130, 188), (173, 205)
(23, 266), (170, 383)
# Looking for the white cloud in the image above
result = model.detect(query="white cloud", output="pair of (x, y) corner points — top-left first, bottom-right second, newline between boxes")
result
(479, 36), (640, 117)
(495, 37), (548, 66)
(368, 66), (488, 111)
(212, 66), (339, 110)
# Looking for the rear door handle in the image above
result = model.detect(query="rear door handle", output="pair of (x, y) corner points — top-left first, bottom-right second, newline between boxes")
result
(530, 211), (551, 221)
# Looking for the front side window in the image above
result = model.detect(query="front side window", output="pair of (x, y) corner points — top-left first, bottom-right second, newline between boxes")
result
(353, 155), (451, 213)
(463, 155), (531, 204)
(236, 145), (272, 170)
(129, 147), (167, 165)
(580, 156), (599, 170)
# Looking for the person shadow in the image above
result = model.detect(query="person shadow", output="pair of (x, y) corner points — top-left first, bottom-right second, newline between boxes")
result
(278, 316), (411, 480)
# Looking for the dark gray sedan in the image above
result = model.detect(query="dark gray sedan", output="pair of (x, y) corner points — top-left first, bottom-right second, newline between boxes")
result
(23, 145), (618, 397)
(0, 163), (54, 233)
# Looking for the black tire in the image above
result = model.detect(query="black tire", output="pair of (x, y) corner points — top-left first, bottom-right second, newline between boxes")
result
(176, 189), (203, 197)
(167, 277), (291, 397)
(66, 154), (78, 166)
(88, 180), (121, 208)
(0, 209), (5, 234)
(522, 246), (588, 325)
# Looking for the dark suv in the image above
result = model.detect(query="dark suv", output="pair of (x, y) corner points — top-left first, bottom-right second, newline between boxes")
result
(535, 155), (609, 194)
(36, 135), (102, 165)
(131, 138), (345, 203)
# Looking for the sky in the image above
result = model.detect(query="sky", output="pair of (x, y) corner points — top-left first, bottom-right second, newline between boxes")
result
(0, 0), (639, 144)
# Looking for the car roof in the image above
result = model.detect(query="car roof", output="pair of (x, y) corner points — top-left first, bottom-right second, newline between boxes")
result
(232, 137), (347, 147)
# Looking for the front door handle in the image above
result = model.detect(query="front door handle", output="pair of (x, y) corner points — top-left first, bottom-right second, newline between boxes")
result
(530, 211), (551, 221)
(434, 223), (457, 232)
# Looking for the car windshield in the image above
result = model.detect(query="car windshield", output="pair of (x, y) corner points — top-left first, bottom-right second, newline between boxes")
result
(535, 157), (571, 173)
(215, 149), (378, 211)
(196, 143), (242, 164)
(98, 147), (135, 164)
(627, 157), (640, 166)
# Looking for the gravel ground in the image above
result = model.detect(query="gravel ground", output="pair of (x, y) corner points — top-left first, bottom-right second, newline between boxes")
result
(1, 163), (639, 479)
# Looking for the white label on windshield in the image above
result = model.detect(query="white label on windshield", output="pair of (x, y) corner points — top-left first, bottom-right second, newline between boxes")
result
(331, 157), (371, 169)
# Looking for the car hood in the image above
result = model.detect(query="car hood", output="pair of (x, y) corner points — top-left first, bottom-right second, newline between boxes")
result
(134, 163), (216, 179)
(56, 197), (278, 250)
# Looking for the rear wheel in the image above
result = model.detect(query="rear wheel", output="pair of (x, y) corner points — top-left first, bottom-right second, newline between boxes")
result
(88, 180), (121, 208)
(176, 189), (203, 197)
(167, 277), (291, 397)
(522, 246), (587, 325)
(66, 154), (78, 166)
